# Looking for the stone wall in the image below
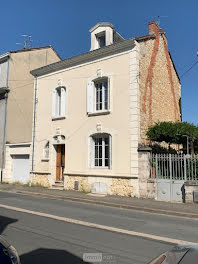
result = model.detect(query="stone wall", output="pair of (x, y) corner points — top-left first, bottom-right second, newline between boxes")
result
(185, 181), (198, 203)
(111, 178), (133, 196)
(138, 22), (181, 145)
(64, 175), (91, 193)
(31, 173), (50, 187)
(64, 174), (134, 196)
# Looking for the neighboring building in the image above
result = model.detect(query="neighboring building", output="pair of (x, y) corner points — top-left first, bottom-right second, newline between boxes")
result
(1, 47), (61, 183)
(30, 21), (181, 197)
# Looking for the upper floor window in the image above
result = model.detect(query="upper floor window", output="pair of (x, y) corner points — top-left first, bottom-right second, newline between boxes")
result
(52, 86), (66, 119)
(95, 79), (108, 111)
(87, 77), (109, 115)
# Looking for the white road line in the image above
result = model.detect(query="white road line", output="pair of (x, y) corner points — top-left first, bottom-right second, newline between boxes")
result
(0, 203), (197, 246)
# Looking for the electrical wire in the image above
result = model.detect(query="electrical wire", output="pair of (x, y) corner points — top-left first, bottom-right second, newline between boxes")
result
(180, 60), (198, 78)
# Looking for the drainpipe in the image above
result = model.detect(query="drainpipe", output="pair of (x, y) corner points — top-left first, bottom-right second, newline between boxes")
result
(1, 58), (10, 182)
(31, 77), (38, 173)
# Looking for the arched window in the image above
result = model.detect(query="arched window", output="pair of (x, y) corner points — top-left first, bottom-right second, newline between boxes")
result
(52, 86), (66, 118)
(90, 133), (111, 168)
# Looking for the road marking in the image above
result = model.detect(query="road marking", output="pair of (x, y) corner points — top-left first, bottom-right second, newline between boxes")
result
(0, 203), (197, 246)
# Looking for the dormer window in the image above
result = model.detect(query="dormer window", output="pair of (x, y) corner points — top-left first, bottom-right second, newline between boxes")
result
(96, 32), (106, 48)
(89, 22), (124, 51)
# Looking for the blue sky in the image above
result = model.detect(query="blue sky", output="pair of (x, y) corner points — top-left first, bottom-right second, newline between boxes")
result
(1, 0), (198, 124)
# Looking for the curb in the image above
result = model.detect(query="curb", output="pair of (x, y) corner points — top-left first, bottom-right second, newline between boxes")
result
(1, 189), (198, 220)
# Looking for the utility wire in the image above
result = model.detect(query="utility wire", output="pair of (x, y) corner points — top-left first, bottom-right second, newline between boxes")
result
(180, 60), (198, 78)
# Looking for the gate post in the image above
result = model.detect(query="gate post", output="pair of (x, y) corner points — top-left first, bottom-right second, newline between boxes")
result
(138, 146), (155, 198)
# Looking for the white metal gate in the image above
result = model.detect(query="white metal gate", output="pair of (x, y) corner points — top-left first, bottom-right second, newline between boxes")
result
(12, 155), (30, 184)
(151, 154), (198, 201)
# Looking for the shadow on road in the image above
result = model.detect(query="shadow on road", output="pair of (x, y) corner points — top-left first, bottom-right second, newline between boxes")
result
(20, 248), (88, 264)
(0, 215), (87, 264)
(0, 215), (17, 234)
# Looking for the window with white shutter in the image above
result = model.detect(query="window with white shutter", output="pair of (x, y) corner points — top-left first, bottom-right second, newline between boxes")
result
(87, 77), (110, 115)
(87, 81), (94, 113)
(52, 86), (66, 119)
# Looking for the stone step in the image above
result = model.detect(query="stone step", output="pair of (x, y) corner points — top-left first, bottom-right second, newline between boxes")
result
(50, 185), (64, 191)
(55, 180), (63, 184)
(54, 181), (64, 186)
(49, 181), (64, 190)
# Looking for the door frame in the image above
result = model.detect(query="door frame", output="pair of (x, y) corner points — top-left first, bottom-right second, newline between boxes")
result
(55, 144), (65, 181)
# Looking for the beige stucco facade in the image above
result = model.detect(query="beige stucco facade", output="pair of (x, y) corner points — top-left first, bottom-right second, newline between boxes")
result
(31, 22), (181, 197)
(2, 47), (60, 183)
(32, 50), (136, 196)
(6, 47), (60, 143)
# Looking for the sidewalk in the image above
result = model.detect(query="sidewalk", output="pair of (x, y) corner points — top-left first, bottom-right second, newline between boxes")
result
(0, 183), (198, 219)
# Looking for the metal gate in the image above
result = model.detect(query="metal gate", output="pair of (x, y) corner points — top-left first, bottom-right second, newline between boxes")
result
(151, 154), (198, 201)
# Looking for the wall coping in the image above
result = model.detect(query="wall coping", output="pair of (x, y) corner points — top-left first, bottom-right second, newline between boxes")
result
(138, 146), (152, 152)
(64, 173), (138, 179)
(185, 181), (198, 186)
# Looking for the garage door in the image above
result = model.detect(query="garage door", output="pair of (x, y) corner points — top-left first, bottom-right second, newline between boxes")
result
(12, 155), (30, 184)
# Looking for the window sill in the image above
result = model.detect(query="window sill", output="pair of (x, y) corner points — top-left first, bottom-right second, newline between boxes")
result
(52, 116), (66, 121)
(87, 110), (110, 117)
(91, 167), (111, 170)
(41, 158), (49, 162)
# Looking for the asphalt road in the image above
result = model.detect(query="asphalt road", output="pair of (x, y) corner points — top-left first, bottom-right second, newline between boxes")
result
(0, 191), (197, 264)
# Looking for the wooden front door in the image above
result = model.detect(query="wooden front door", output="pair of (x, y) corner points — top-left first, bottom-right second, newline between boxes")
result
(56, 144), (65, 181)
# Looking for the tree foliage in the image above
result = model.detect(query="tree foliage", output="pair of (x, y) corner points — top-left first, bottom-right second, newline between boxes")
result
(146, 121), (198, 153)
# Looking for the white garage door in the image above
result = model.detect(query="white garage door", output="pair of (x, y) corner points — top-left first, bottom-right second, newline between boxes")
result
(12, 155), (30, 184)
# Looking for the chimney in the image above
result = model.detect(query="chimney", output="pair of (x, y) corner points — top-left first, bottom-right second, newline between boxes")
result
(148, 21), (159, 35)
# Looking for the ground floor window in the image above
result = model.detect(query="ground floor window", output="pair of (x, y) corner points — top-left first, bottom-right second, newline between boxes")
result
(91, 134), (111, 168)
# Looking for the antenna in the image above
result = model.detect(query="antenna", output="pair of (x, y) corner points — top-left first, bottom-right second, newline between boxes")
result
(157, 16), (168, 28)
(16, 35), (33, 49)
(157, 16), (160, 27)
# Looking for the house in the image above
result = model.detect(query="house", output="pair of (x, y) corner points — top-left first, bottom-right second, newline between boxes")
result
(30, 21), (181, 197)
(1, 47), (61, 184)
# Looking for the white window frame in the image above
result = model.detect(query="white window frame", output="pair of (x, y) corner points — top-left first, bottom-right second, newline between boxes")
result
(87, 77), (110, 116)
(90, 134), (111, 169)
(52, 86), (66, 119)
(95, 79), (108, 111)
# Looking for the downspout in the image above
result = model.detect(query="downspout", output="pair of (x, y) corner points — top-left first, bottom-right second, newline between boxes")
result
(31, 76), (37, 173)
(1, 58), (10, 182)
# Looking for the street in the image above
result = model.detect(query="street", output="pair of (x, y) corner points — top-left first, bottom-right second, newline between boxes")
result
(0, 191), (198, 263)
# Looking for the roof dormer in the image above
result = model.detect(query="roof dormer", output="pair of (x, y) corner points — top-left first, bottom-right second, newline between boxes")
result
(89, 22), (124, 51)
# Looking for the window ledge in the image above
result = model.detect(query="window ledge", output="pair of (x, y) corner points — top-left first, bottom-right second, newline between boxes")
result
(91, 167), (111, 170)
(52, 116), (66, 121)
(88, 110), (110, 117)
(41, 158), (49, 162)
